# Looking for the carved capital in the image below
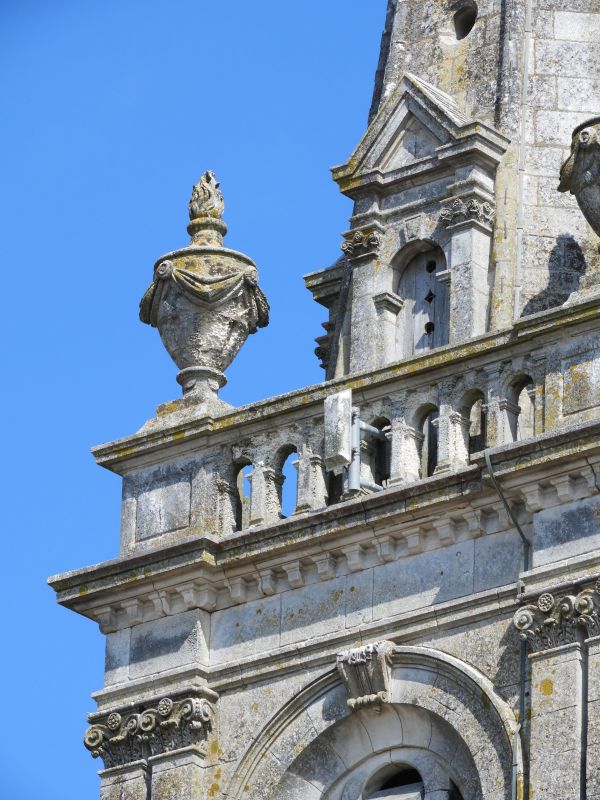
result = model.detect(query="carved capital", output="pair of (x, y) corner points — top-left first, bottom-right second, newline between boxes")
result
(84, 692), (215, 769)
(513, 580), (600, 653)
(440, 198), (495, 228)
(337, 640), (394, 709)
(341, 228), (382, 259)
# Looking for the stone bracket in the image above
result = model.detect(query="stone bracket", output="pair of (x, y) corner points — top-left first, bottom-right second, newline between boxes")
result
(336, 640), (394, 709)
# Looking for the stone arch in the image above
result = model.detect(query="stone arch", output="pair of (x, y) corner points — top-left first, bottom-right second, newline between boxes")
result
(498, 371), (536, 443)
(225, 646), (521, 800)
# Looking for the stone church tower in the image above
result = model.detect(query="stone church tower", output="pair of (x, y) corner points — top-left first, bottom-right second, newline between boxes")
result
(50, 2), (600, 798)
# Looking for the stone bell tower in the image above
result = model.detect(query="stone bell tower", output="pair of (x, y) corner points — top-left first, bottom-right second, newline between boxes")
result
(50, 3), (600, 800)
(307, 0), (600, 379)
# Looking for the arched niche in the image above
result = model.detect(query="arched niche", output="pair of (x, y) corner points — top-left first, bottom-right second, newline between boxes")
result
(226, 646), (521, 800)
(394, 241), (449, 359)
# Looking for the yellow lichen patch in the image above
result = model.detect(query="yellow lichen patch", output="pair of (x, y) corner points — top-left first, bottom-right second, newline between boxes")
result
(171, 430), (186, 443)
(208, 782), (220, 797)
(78, 584), (88, 596)
(539, 678), (553, 696)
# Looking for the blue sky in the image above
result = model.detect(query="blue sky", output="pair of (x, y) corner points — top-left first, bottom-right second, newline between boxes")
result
(1, 1), (385, 797)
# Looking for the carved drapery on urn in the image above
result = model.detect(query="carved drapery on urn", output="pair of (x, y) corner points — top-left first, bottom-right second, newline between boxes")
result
(140, 171), (269, 412)
(559, 117), (600, 238)
(84, 693), (215, 769)
(513, 579), (600, 653)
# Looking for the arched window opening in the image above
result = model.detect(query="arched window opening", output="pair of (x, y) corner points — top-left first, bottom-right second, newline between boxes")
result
(508, 376), (535, 442)
(416, 406), (439, 478)
(367, 767), (425, 799)
(460, 390), (487, 456)
(277, 446), (299, 518)
(234, 461), (252, 531)
(327, 471), (344, 506)
(454, 2), (478, 40)
(395, 243), (449, 360)
(370, 417), (392, 487)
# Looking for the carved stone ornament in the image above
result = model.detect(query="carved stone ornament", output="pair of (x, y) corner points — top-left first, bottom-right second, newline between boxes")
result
(336, 640), (394, 709)
(559, 117), (600, 237)
(341, 229), (381, 258)
(513, 579), (600, 653)
(139, 171), (269, 413)
(440, 198), (495, 227)
(84, 694), (214, 768)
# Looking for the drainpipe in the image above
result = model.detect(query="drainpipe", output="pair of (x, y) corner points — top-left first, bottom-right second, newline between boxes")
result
(484, 449), (530, 800)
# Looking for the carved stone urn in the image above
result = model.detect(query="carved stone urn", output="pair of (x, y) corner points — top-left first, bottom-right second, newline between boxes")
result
(559, 116), (600, 237)
(140, 171), (269, 413)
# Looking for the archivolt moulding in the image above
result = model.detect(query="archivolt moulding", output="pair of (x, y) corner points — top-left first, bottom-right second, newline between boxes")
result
(224, 645), (521, 800)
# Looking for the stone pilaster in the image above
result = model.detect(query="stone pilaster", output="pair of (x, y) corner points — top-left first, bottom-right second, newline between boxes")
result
(149, 749), (206, 800)
(528, 642), (584, 800)
(373, 290), (403, 367)
(440, 199), (495, 343)
(587, 635), (600, 799)
(513, 584), (600, 799)
(340, 226), (386, 374)
(99, 762), (148, 800)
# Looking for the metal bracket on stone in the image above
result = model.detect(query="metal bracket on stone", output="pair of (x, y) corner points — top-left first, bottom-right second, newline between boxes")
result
(336, 640), (395, 710)
(324, 389), (388, 495)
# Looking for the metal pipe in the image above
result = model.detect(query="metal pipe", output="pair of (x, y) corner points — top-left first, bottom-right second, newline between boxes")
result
(484, 449), (531, 571)
(359, 420), (388, 440)
(360, 479), (384, 493)
(348, 406), (362, 492)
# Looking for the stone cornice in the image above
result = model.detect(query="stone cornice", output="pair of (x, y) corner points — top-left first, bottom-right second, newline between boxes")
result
(90, 298), (600, 474)
(513, 579), (600, 653)
(91, 581), (517, 710)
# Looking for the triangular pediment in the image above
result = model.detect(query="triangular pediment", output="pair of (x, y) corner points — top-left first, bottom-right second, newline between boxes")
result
(378, 114), (443, 171)
(332, 73), (506, 191)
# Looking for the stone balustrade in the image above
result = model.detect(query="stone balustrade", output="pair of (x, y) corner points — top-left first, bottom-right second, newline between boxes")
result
(92, 300), (600, 555)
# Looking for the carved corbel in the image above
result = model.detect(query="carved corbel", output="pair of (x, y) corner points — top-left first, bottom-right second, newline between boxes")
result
(336, 640), (394, 710)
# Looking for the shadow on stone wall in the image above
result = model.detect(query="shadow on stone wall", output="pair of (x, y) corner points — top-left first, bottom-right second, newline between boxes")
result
(521, 234), (586, 317)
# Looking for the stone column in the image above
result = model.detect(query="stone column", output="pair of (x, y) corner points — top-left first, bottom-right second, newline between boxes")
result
(434, 408), (470, 474)
(440, 199), (495, 344)
(248, 462), (282, 525)
(99, 762), (148, 800)
(388, 420), (422, 485)
(295, 447), (327, 513)
(514, 588), (593, 800)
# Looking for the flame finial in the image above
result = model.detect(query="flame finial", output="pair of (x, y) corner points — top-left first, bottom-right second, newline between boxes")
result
(189, 171), (224, 221)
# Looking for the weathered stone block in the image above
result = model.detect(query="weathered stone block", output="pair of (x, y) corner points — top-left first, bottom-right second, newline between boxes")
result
(129, 609), (209, 678)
